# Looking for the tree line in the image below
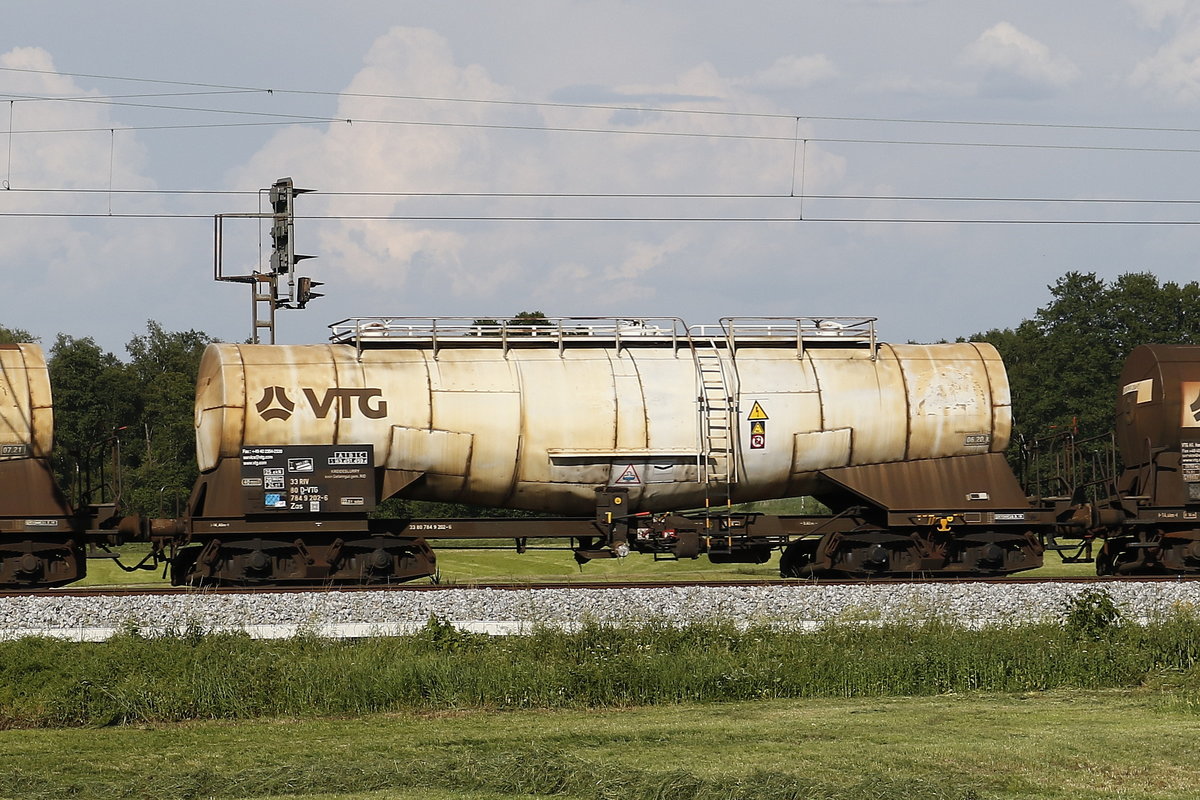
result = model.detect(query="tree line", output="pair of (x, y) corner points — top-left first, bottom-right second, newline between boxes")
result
(4, 273), (1200, 516)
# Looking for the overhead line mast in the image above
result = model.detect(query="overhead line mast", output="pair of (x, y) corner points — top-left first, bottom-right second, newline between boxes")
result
(213, 177), (323, 343)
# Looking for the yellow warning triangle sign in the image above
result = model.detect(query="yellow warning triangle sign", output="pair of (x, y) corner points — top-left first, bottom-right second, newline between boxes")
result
(747, 401), (768, 421)
(750, 420), (766, 435)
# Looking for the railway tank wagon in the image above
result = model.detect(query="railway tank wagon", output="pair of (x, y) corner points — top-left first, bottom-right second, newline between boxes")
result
(0, 343), (87, 587)
(174, 316), (1047, 583)
(1095, 344), (1200, 574)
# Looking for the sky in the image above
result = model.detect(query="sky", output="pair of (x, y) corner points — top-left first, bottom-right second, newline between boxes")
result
(4, 0), (1200, 355)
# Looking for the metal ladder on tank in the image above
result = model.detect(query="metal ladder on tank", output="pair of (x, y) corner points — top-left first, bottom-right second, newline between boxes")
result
(692, 338), (737, 506)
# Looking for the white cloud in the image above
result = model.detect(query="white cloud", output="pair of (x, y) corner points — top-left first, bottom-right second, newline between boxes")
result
(606, 232), (691, 281)
(0, 48), (164, 296)
(227, 28), (511, 293)
(743, 54), (837, 90)
(607, 62), (731, 104)
(0, 47), (152, 192)
(856, 74), (971, 98)
(961, 22), (1080, 96)
(1126, 0), (1188, 29)
(228, 28), (843, 317)
(1128, 10), (1200, 104)
(5, 2), (1200, 357)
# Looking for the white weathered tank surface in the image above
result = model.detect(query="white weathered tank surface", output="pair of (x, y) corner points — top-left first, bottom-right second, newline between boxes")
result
(194, 318), (1011, 514)
(0, 344), (53, 460)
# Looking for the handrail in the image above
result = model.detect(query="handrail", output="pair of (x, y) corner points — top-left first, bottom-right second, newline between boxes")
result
(329, 316), (878, 354)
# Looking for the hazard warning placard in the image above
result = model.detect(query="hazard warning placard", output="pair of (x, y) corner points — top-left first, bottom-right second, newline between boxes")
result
(614, 464), (642, 484)
(747, 401), (769, 421)
(749, 417), (767, 449)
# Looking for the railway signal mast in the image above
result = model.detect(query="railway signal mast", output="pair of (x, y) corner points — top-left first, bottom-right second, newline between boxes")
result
(214, 177), (323, 344)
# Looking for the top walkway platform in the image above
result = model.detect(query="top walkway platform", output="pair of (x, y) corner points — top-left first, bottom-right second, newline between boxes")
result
(328, 316), (878, 357)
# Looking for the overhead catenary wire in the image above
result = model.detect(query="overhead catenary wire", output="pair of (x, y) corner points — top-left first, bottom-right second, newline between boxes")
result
(10, 64), (1200, 138)
(5, 211), (1200, 225)
(5, 68), (1200, 158)
(6, 186), (1200, 206)
(6, 66), (1200, 226)
(7, 103), (1200, 159)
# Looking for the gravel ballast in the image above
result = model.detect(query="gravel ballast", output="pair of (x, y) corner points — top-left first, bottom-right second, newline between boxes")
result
(2, 581), (1199, 640)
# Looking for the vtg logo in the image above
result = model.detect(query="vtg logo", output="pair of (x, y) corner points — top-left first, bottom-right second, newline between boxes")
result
(255, 386), (295, 421)
(255, 386), (388, 421)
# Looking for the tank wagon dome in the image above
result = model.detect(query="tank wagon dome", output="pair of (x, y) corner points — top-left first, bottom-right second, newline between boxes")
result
(194, 318), (1012, 516)
(0, 343), (54, 460)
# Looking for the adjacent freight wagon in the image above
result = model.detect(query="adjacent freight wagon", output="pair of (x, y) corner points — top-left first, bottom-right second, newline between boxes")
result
(0, 343), (83, 585)
(1093, 344), (1200, 573)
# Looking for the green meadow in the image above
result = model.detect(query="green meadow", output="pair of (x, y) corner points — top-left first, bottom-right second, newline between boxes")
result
(4, 690), (1200, 800)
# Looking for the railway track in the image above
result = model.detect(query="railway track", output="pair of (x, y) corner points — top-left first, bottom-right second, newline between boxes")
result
(4, 574), (1197, 644)
(10, 572), (1199, 598)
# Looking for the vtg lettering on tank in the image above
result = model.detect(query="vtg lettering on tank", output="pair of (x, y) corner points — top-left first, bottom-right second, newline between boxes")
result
(255, 386), (388, 421)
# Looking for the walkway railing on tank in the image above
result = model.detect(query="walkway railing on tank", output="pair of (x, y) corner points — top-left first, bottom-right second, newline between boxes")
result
(329, 316), (690, 359)
(329, 315), (878, 360)
(694, 317), (878, 359)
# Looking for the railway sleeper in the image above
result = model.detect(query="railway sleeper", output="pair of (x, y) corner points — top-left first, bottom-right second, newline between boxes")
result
(172, 535), (436, 586)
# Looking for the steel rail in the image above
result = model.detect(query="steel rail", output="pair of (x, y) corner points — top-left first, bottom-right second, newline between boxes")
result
(7, 573), (1198, 599)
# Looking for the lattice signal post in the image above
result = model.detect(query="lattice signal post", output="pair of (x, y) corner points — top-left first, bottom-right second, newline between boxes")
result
(213, 177), (323, 344)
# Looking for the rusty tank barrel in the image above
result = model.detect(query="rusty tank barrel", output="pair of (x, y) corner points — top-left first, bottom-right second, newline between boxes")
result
(194, 317), (1012, 516)
(0, 343), (70, 520)
(0, 343), (54, 462)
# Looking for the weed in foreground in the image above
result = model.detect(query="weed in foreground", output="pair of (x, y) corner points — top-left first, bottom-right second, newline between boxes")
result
(1065, 588), (1124, 640)
(1, 606), (1200, 727)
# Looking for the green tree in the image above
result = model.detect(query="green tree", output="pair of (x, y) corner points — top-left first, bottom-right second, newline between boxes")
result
(43, 322), (215, 517)
(122, 321), (214, 516)
(0, 326), (37, 344)
(46, 335), (137, 508)
(507, 310), (551, 334)
(510, 311), (549, 323)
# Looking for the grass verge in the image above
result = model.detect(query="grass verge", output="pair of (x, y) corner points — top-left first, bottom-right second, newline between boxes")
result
(2, 592), (1199, 726)
(3, 692), (1200, 799)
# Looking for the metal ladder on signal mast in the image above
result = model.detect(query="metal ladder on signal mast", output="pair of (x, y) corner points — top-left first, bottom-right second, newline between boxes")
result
(692, 338), (737, 504)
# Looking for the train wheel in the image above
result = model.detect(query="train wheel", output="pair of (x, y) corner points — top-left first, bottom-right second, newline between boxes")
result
(175, 536), (436, 586)
(169, 546), (202, 585)
(324, 536), (436, 584)
(1154, 533), (1200, 574)
(825, 531), (924, 576)
(954, 532), (1042, 575)
(779, 538), (819, 578)
(0, 539), (85, 588)
(175, 537), (313, 586)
